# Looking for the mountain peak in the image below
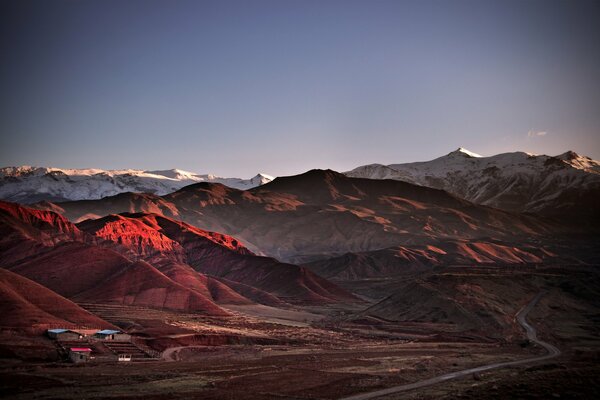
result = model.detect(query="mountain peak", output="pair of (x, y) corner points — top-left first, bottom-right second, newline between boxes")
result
(448, 148), (482, 158)
(555, 151), (600, 173)
(257, 169), (359, 203)
(294, 169), (348, 182)
(556, 150), (581, 161)
(255, 173), (274, 179)
(250, 173), (275, 185)
(145, 168), (198, 180)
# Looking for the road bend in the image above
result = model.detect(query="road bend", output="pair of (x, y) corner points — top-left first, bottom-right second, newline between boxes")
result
(340, 291), (560, 400)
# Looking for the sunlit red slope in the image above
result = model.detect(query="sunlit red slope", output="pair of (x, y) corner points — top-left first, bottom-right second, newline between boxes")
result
(0, 200), (86, 266)
(76, 212), (357, 305)
(77, 212), (251, 260)
(0, 201), (230, 315)
(74, 213), (260, 305)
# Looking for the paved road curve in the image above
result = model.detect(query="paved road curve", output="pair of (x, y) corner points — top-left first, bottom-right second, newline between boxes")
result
(340, 291), (560, 400)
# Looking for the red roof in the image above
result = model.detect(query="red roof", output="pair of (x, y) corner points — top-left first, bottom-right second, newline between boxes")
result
(70, 347), (92, 352)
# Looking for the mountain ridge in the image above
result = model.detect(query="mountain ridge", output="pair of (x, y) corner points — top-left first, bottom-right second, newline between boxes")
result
(1, 201), (356, 312)
(0, 165), (274, 204)
(346, 148), (600, 222)
(33, 168), (563, 264)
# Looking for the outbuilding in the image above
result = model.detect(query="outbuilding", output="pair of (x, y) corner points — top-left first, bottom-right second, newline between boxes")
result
(69, 347), (92, 363)
(94, 329), (131, 341)
(47, 329), (83, 340)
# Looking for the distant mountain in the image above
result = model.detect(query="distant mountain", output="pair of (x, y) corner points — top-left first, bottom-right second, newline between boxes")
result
(0, 166), (274, 203)
(35, 169), (560, 264)
(346, 148), (600, 222)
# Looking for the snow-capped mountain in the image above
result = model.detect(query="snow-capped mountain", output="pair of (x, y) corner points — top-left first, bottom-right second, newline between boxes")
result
(346, 148), (600, 218)
(0, 166), (274, 203)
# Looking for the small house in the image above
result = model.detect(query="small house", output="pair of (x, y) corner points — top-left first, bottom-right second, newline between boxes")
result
(47, 329), (83, 340)
(69, 347), (92, 363)
(94, 329), (131, 341)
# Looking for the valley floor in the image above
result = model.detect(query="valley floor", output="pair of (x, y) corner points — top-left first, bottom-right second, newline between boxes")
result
(0, 341), (598, 399)
(1, 266), (599, 399)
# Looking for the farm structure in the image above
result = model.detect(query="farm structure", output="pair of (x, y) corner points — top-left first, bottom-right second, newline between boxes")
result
(94, 329), (131, 341)
(46, 329), (83, 340)
(69, 347), (92, 363)
(45, 327), (158, 363)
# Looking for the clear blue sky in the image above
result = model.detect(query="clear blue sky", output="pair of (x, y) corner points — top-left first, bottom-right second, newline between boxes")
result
(1, 0), (599, 177)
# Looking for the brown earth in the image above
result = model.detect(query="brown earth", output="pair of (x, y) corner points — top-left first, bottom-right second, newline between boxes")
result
(0, 265), (597, 399)
(302, 240), (570, 281)
(76, 211), (358, 305)
(0, 268), (111, 330)
(0, 201), (357, 329)
(33, 170), (566, 264)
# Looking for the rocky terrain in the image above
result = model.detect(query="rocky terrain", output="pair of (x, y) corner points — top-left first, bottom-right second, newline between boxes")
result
(346, 148), (600, 224)
(33, 169), (571, 264)
(0, 155), (599, 400)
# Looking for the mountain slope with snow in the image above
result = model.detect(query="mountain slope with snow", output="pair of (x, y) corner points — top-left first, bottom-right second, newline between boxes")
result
(346, 148), (600, 221)
(0, 166), (274, 203)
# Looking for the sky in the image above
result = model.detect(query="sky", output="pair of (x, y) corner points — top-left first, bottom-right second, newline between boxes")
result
(1, 0), (599, 178)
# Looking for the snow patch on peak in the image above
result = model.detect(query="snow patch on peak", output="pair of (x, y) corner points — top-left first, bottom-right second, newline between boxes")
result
(146, 169), (199, 180)
(0, 166), (275, 203)
(256, 173), (275, 180)
(346, 148), (600, 214)
(450, 148), (482, 158)
(555, 151), (600, 174)
(345, 164), (406, 180)
(250, 173), (275, 185)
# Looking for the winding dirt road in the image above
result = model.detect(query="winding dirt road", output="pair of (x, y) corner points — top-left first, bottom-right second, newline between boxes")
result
(340, 291), (560, 400)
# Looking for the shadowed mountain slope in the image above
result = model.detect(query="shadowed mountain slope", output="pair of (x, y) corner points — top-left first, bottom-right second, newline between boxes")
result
(0, 268), (113, 329)
(303, 240), (567, 281)
(8, 241), (231, 316)
(35, 170), (561, 264)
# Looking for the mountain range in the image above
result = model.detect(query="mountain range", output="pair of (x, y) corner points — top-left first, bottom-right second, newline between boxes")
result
(1, 148), (599, 332)
(0, 199), (357, 329)
(346, 148), (600, 223)
(4, 148), (599, 226)
(32, 169), (564, 264)
(0, 166), (273, 203)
